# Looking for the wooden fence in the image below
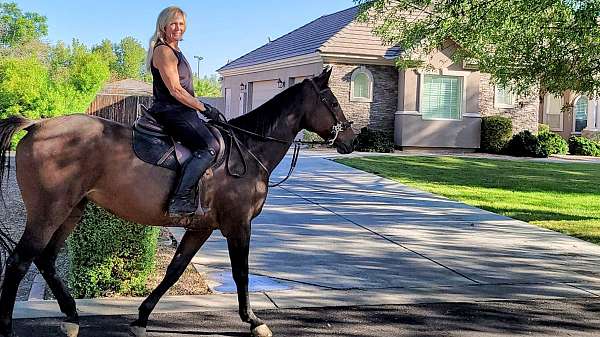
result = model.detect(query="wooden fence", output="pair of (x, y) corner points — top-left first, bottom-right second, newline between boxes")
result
(86, 95), (153, 126)
(87, 94), (225, 126)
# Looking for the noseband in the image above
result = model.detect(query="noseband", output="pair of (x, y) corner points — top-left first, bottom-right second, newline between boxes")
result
(308, 79), (353, 145)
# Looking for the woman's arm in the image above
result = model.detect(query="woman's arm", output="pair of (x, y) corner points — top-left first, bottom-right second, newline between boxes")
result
(153, 45), (207, 112)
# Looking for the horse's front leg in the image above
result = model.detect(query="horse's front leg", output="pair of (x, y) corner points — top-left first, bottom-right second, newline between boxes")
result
(129, 228), (213, 337)
(227, 230), (272, 337)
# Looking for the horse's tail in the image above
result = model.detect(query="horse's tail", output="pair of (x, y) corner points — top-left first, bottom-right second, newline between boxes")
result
(0, 115), (38, 262)
(0, 115), (37, 190)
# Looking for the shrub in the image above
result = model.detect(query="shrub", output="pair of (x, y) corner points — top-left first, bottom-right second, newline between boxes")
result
(537, 128), (568, 156)
(480, 116), (512, 154)
(67, 203), (160, 298)
(302, 130), (325, 148)
(505, 130), (546, 157)
(354, 127), (394, 153)
(538, 123), (550, 134)
(568, 136), (600, 157)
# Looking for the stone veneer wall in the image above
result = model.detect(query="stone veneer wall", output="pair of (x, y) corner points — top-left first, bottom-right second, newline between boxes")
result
(479, 73), (539, 134)
(325, 63), (398, 135)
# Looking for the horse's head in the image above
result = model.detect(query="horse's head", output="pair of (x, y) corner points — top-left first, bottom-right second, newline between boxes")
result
(302, 68), (356, 154)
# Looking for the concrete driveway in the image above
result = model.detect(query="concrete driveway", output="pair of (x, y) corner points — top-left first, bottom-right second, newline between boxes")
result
(169, 152), (600, 309)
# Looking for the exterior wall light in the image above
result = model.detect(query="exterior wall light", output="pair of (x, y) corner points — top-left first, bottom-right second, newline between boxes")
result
(277, 78), (286, 89)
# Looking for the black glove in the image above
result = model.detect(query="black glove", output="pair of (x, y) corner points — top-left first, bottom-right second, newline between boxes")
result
(200, 102), (226, 122)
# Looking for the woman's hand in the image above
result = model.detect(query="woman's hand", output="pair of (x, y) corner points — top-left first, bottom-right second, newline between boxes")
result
(200, 102), (226, 122)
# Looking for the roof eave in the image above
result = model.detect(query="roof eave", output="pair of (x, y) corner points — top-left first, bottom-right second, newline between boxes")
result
(218, 53), (323, 77)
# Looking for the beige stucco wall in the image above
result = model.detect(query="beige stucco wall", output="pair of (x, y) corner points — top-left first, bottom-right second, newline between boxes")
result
(395, 43), (482, 149)
(395, 115), (481, 148)
(220, 62), (323, 119)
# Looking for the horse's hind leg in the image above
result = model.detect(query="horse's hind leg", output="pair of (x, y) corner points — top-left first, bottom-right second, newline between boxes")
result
(33, 199), (87, 337)
(130, 228), (212, 337)
(227, 231), (272, 337)
(0, 213), (68, 337)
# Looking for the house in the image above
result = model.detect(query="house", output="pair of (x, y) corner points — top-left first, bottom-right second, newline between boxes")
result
(540, 92), (599, 140)
(217, 6), (539, 150)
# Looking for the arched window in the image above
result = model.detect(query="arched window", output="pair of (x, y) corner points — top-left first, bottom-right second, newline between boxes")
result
(350, 66), (373, 102)
(574, 95), (588, 133)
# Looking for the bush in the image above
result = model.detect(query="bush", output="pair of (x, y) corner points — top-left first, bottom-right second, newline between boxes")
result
(481, 116), (512, 154)
(355, 127), (394, 153)
(67, 203), (160, 298)
(505, 130), (546, 157)
(568, 136), (600, 157)
(537, 128), (568, 156)
(302, 130), (325, 148)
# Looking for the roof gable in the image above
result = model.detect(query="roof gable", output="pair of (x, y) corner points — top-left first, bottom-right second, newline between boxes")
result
(319, 20), (401, 59)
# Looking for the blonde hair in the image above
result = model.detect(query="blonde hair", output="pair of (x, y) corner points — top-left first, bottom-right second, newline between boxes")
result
(145, 6), (186, 71)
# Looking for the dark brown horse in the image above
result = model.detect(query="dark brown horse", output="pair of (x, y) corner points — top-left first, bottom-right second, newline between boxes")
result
(0, 68), (355, 337)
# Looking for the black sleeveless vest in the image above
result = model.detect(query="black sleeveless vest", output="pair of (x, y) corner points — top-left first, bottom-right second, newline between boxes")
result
(150, 42), (195, 106)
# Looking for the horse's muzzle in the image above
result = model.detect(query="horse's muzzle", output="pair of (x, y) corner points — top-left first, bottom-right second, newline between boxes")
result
(336, 138), (354, 154)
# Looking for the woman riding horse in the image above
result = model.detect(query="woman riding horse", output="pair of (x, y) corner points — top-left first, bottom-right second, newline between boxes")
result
(148, 6), (221, 217)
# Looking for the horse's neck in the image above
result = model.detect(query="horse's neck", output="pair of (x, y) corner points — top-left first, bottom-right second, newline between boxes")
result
(243, 103), (304, 174)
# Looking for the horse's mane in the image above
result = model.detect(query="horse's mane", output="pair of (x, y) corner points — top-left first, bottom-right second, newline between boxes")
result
(229, 81), (304, 137)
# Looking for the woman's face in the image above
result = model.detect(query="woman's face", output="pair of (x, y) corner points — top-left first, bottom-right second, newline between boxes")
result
(164, 12), (185, 43)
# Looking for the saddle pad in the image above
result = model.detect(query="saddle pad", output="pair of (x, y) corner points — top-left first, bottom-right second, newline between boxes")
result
(132, 130), (179, 171)
(132, 125), (226, 171)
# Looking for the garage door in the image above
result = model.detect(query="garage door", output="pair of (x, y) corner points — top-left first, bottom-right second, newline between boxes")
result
(251, 80), (278, 110)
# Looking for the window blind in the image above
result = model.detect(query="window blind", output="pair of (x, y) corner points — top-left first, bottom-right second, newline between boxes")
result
(422, 75), (462, 120)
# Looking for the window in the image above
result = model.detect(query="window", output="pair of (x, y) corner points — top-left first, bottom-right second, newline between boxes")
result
(543, 93), (563, 131)
(495, 86), (515, 108)
(421, 74), (462, 120)
(574, 96), (588, 133)
(350, 66), (373, 102)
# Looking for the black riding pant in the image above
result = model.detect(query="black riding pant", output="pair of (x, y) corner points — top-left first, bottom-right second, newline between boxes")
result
(153, 104), (219, 154)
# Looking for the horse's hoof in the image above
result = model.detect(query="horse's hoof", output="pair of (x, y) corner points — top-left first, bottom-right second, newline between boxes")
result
(129, 325), (147, 337)
(251, 324), (273, 337)
(60, 322), (79, 337)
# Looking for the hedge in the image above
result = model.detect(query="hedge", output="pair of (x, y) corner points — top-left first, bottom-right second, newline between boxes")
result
(67, 203), (160, 298)
(480, 116), (512, 154)
(537, 125), (568, 156)
(569, 136), (600, 157)
(354, 127), (394, 153)
(504, 130), (546, 157)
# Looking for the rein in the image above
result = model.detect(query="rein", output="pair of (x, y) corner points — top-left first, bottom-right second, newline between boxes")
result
(213, 79), (352, 187)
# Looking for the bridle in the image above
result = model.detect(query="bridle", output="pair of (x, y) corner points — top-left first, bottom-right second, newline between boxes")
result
(307, 79), (354, 146)
(212, 78), (354, 187)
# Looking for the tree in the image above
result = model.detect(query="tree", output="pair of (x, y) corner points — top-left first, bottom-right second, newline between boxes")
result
(114, 36), (146, 80)
(356, 0), (600, 97)
(194, 74), (221, 97)
(0, 2), (47, 47)
(92, 39), (118, 78)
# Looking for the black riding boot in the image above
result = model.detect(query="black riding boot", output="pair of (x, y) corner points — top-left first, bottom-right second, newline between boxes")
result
(168, 148), (216, 217)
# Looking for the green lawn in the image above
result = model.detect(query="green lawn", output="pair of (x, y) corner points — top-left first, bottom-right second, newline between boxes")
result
(335, 156), (600, 244)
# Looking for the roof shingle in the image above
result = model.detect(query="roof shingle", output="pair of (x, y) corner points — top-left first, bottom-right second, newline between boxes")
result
(218, 6), (360, 72)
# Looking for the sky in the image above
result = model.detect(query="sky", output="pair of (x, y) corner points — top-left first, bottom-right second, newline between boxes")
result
(12, 0), (357, 77)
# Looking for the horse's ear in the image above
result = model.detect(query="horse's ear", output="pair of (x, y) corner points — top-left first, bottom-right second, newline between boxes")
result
(315, 66), (333, 88)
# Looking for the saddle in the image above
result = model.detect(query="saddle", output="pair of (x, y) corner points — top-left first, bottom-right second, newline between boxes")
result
(131, 106), (225, 171)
